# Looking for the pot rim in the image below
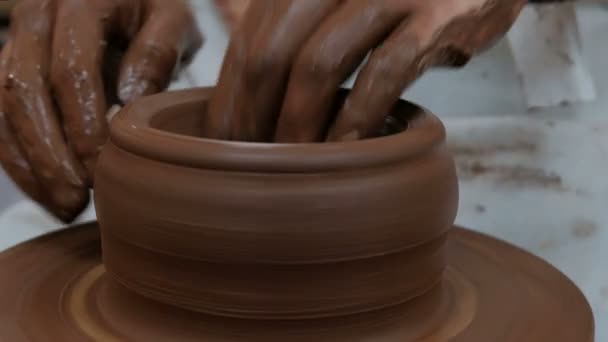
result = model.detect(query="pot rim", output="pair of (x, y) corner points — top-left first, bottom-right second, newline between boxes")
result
(110, 87), (445, 172)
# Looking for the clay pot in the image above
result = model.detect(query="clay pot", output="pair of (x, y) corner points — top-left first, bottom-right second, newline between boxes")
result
(94, 88), (458, 319)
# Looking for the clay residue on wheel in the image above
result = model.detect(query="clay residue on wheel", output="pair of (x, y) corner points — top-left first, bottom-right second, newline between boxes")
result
(457, 161), (565, 190)
(450, 140), (538, 157)
(571, 218), (599, 240)
(449, 136), (567, 191)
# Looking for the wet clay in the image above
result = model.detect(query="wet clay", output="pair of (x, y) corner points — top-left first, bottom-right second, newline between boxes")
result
(0, 0), (201, 222)
(96, 88), (458, 319)
(205, 0), (527, 143)
(0, 223), (594, 341)
(0, 89), (594, 340)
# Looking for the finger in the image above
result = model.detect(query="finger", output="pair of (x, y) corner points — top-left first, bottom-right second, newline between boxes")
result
(0, 107), (68, 218)
(51, 0), (139, 179)
(453, 0), (527, 57)
(0, 109), (44, 207)
(0, 42), (49, 214)
(3, 1), (89, 222)
(327, 1), (520, 141)
(203, 0), (275, 140)
(274, 1), (408, 142)
(327, 16), (435, 141)
(118, 0), (203, 103)
(225, 0), (341, 141)
(215, 0), (251, 31)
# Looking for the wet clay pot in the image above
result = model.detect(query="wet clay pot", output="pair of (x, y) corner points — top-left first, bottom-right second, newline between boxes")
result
(94, 87), (459, 319)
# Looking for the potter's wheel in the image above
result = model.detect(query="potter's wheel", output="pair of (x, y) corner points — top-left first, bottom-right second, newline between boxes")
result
(0, 223), (593, 341)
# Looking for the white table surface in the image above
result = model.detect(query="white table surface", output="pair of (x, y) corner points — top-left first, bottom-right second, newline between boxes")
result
(0, 2), (606, 340)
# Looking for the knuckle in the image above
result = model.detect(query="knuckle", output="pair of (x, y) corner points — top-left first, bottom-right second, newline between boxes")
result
(415, 4), (454, 36)
(369, 57), (396, 78)
(293, 49), (340, 83)
(366, 56), (399, 81)
(10, 0), (53, 35)
(171, 4), (195, 22)
(140, 41), (179, 63)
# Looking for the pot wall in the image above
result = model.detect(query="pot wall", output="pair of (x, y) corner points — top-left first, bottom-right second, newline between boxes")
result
(94, 88), (458, 319)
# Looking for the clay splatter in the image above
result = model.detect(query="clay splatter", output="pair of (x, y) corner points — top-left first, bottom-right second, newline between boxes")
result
(592, 123), (608, 134)
(450, 141), (537, 158)
(451, 133), (566, 190)
(475, 204), (486, 214)
(571, 218), (599, 239)
(457, 161), (565, 190)
(538, 239), (556, 251)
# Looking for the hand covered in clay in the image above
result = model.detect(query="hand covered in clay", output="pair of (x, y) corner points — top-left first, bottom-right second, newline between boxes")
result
(215, 0), (251, 31)
(0, 0), (202, 222)
(205, 0), (526, 142)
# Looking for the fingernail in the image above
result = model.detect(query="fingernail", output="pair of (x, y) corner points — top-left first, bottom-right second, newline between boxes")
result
(107, 105), (122, 122)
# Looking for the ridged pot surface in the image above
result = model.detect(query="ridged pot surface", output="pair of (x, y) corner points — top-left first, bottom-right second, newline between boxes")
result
(94, 88), (458, 319)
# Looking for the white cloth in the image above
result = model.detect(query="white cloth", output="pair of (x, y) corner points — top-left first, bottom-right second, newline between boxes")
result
(0, 2), (605, 339)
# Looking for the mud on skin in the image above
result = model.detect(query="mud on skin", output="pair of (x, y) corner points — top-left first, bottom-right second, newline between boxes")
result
(0, 0), (202, 222)
(206, 0), (526, 143)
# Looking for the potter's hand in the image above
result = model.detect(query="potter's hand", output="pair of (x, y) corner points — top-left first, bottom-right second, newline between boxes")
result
(0, 0), (202, 222)
(215, 0), (251, 31)
(205, 0), (525, 142)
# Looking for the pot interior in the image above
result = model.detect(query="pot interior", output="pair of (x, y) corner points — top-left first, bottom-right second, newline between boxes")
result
(149, 89), (416, 140)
